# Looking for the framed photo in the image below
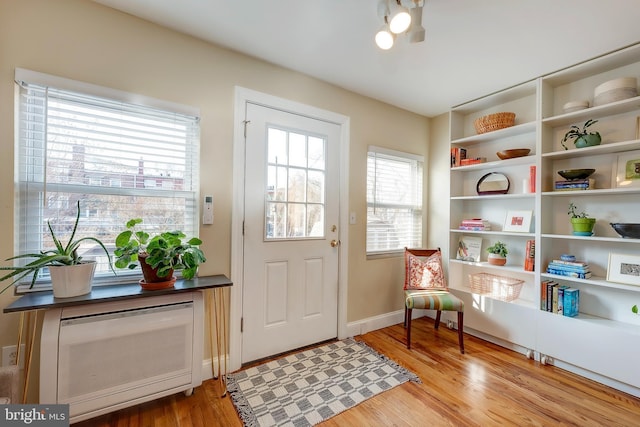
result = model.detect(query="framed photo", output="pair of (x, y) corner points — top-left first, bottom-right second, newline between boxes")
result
(636, 116), (640, 140)
(456, 236), (482, 262)
(614, 150), (640, 188)
(607, 253), (640, 286)
(503, 210), (533, 233)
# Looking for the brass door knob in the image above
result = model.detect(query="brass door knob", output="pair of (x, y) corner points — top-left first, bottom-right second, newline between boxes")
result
(330, 239), (340, 247)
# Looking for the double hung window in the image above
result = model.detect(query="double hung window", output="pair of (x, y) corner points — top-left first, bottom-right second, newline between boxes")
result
(366, 146), (423, 255)
(14, 69), (200, 289)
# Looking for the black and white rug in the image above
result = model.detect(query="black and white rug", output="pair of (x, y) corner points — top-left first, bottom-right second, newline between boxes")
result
(226, 338), (420, 427)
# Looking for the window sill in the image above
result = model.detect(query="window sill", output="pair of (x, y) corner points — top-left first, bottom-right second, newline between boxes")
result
(3, 275), (232, 313)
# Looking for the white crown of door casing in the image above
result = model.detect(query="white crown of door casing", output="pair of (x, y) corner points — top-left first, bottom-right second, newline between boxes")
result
(229, 87), (351, 372)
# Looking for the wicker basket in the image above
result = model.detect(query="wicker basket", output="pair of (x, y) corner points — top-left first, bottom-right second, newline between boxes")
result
(468, 272), (524, 302)
(474, 112), (516, 134)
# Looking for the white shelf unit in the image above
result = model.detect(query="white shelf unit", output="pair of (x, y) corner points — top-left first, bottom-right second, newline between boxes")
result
(448, 42), (640, 397)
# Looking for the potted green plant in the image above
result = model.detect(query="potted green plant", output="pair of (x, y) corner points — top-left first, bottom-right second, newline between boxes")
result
(633, 305), (638, 315)
(114, 218), (206, 289)
(568, 202), (596, 235)
(561, 119), (601, 150)
(486, 241), (508, 266)
(0, 201), (113, 298)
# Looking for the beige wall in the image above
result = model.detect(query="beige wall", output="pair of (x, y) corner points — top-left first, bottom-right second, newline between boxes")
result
(0, 0), (432, 367)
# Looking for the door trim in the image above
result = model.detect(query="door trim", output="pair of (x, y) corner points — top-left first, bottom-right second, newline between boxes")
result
(229, 86), (350, 372)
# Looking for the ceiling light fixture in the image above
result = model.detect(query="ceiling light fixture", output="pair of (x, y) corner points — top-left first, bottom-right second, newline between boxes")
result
(375, 0), (425, 50)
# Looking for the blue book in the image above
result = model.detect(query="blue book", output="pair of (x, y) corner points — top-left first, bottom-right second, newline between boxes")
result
(563, 289), (579, 317)
(547, 263), (590, 273)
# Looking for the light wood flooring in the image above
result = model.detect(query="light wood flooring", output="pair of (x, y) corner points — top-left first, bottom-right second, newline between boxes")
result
(76, 317), (640, 426)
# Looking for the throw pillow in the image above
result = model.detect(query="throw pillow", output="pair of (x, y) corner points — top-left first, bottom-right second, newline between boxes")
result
(404, 251), (447, 290)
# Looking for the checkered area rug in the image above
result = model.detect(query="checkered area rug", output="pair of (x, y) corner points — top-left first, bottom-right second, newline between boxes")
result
(226, 338), (420, 427)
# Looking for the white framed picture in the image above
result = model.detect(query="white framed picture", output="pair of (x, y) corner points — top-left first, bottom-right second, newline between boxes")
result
(607, 253), (640, 286)
(614, 150), (640, 188)
(503, 210), (533, 233)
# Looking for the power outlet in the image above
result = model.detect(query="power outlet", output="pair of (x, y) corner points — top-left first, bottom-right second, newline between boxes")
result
(2, 344), (25, 368)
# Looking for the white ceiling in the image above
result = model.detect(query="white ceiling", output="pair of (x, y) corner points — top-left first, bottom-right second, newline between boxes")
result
(92, 0), (640, 117)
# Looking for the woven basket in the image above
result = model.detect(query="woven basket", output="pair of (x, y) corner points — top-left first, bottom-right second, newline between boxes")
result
(469, 272), (524, 302)
(474, 112), (516, 134)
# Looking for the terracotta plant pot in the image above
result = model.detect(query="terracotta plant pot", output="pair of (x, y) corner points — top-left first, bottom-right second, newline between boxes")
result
(138, 253), (176, 290)
(487, 253), (507, 266)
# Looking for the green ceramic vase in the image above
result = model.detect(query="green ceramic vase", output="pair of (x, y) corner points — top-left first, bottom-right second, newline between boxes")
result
(574, 133), (601, 148)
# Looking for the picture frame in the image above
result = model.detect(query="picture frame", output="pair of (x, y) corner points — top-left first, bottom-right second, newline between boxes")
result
(614, 150), (640, 188)
(456, 235), (482, 262)
(636, 116), (640, 140)
(503, 210), (533, 233)
(607, 253), (640, 286)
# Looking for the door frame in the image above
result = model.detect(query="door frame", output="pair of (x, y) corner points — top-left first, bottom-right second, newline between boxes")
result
(229, 86), (350, 372)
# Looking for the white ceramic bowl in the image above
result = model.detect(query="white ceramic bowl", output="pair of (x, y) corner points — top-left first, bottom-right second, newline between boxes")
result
(593, 77), (637, 106)
(562, 100), (589, 113)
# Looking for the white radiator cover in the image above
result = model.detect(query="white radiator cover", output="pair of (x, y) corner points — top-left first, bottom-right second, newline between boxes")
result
(40, 292), (204, 423)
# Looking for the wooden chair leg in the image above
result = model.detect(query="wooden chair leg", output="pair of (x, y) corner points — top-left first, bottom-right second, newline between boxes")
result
(434, 310), (442, 329)
(406, 308), (412, 349)
(457, 311), (465, 354)
(404, 307), (408, 328)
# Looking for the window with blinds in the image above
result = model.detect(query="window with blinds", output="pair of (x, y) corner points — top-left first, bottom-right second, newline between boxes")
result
(15, 71), (200, 290)
(366, 146), (423, 255)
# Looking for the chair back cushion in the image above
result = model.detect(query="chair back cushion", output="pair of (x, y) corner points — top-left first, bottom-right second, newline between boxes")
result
(404, 250), (447, 290)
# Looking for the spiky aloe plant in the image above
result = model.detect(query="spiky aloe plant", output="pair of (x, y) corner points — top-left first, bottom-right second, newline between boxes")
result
(0, 201), (113, 293)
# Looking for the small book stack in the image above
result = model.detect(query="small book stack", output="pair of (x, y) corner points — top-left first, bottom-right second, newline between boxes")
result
(546, 259), (591, 279)
(554, 178), (595, 191)
(460, 157), (487, 166)
(450, 147), (467, 167)
(458, 218), (491, 231)
(540, 280), (579, 316)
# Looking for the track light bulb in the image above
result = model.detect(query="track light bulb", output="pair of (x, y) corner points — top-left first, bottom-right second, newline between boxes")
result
(375, 26), (395, 50)
(389, 3), (411, 34)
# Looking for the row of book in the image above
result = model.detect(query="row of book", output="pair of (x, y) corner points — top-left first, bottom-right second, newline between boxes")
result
(524, 239), (535, 272)
(546, 258), (591, 279)
(541, 280), (579, 317)
(451, 147), (467, 167)
(554, 178), (595, 191)
(460, 157), (487, 166)
(458, 218), (491, 231)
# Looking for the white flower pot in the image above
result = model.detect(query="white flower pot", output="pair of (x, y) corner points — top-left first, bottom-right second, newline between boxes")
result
(48, 261), (96, 298)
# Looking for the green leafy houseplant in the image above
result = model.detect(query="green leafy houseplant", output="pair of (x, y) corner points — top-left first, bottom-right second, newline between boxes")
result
(561, 119), (601, 150)
(0, 201), (113, 294)
(486, 241), (508, 257)
(114, 218), (206, 281)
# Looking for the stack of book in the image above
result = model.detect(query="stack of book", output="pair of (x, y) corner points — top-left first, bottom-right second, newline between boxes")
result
(540, 280), (579, 316)
(546, 259), (591, 278)
(458, 218), (491, 231)
(554, 178), (595, 191)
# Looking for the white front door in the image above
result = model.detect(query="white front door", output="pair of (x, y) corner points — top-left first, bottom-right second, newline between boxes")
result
(241, 102), (341, 363)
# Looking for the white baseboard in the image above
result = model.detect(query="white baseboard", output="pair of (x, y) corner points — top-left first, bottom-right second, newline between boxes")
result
(345, 309), (440, 337)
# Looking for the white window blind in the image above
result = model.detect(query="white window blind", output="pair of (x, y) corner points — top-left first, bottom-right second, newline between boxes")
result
(15, 73), (200, 289)
(366, 146), (423, 255)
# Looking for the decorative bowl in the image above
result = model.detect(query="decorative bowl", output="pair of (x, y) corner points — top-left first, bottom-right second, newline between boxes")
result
(557, 168), (595, 180)
(496, 149), (530, 160)
(610, 223), (640, 239)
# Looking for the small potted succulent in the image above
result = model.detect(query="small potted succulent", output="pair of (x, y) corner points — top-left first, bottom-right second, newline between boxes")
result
(114, 218), (206, 289)
(561, 119), (601, 150)
(486, 241), (508, 266)
(568, 202), (596, 235)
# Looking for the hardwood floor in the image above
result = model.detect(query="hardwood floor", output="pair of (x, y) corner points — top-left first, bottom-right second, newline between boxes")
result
(77, 317), (640, 426)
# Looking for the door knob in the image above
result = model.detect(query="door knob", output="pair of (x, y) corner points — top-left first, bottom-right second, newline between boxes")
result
(330, 239), (340, 247)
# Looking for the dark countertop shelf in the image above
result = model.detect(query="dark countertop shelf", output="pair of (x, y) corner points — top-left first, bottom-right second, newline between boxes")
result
(3, 274), (232, 313)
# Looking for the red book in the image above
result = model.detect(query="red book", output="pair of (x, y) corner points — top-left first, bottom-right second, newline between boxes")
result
(529, 166), (536, 193)
(524, 239), (535, 271)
